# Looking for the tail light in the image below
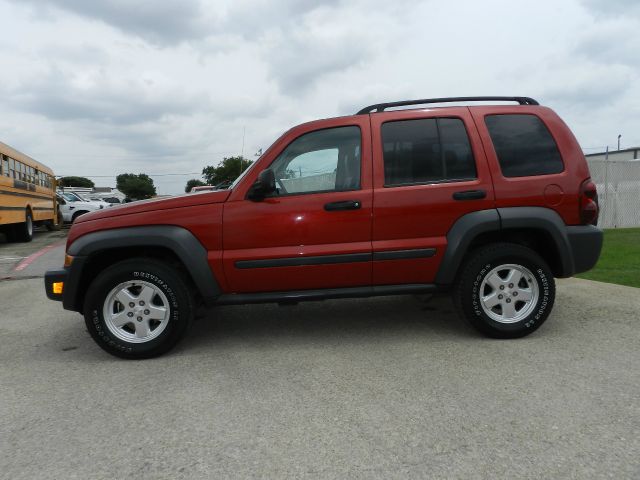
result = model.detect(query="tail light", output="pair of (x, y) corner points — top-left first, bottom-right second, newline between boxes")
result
(579, 179), (599, 225)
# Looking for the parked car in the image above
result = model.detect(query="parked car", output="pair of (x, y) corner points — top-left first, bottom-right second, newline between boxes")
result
(45, 96), (602, 359)
(62, 191), (111, 209)
(56, 193), (103, 223)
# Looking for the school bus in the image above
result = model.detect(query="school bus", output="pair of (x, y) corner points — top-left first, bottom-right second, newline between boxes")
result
(0, 141), (60, 242)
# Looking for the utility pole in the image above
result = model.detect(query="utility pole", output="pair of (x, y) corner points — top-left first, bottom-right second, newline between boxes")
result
(617, 134), (622, 151)
(240, 126), (246, 176)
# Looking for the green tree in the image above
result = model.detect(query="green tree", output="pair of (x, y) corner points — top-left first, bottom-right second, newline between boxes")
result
(185, 178), (206, 192)
(116, 173), (156, 200)
(202, 156), (253, 186)
(59, 176), (95, 188)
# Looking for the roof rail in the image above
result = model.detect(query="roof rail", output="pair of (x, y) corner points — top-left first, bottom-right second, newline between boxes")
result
(356, 96), (540, 114)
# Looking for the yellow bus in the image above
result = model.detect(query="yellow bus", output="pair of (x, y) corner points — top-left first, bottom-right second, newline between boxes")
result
(0, 141), (60, 242)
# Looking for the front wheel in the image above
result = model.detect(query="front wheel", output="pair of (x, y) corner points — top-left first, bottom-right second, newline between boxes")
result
(453, 243), (555, 338)
(83, 259), (194, 359)
(71, 210), (88, 223)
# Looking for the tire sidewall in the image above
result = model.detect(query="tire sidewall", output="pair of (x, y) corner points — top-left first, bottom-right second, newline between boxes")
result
(13, 209), (34, 242)
(84, 261), (192, 358)
(460, 246), (555, 337)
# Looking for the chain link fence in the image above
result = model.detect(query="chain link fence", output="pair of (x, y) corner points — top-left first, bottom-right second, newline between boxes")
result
(587, 159), (640, 228)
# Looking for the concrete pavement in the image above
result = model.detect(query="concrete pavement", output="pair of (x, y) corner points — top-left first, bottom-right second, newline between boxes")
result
(1, 267), (639, 478)
(0, 227), (67, 279)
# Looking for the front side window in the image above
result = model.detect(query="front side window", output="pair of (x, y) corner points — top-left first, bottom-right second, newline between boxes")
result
(382, 117), (476, 186)
(485, 114), (564, 177)
(269, 126), (361, 195)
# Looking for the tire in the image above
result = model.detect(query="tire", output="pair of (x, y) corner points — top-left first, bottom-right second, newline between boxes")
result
(11, 209), (34, 242)
(453, 243), (555, 338)
(71, 210), (88, 223)
(83, 258), (194, 359)
(45, 207), (63, 231)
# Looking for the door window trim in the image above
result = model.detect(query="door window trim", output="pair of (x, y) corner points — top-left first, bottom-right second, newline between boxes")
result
(263, 125), (363, 198)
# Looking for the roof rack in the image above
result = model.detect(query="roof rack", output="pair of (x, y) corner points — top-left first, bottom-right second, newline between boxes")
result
(356, 96), (540, 114)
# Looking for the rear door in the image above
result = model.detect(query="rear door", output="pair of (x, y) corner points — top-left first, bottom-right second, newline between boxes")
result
(370, 107), (495, 285)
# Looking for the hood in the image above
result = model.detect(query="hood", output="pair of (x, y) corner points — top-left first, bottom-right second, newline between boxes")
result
(75, 189), (231, 223)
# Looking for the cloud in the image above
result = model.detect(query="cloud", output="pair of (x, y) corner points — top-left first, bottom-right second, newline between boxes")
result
(267, 31), (371, 94)
(2, 0), (640, 195)
(541, 66), (633, 110)
(9, 68), (209, 125)
(9, 0), (211, 45)
(581, 0), (640, 17)
(574, 18), (640, 67)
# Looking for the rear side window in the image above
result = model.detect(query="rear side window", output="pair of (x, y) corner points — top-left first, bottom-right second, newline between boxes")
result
(485, 114), (564, 177)
(382, 117), (476, 186)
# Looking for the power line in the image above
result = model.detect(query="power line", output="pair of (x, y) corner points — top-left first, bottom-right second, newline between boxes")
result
(56, 172), (203, 178)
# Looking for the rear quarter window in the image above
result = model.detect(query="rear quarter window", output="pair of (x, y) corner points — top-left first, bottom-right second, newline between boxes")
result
(485, 114), (564, 177)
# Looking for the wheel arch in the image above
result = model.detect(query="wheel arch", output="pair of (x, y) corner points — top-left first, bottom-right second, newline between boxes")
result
(435, 207), (575, 285)
(64, 226), (220, 312)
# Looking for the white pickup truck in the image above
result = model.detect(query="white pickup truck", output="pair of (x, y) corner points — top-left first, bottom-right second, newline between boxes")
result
(57, 192), (107, 223)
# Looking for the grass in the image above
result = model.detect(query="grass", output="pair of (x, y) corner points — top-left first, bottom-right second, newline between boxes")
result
(576, 227), (640, 288)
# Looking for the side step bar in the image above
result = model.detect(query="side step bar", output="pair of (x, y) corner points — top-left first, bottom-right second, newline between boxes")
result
(215, 284), (439, 306)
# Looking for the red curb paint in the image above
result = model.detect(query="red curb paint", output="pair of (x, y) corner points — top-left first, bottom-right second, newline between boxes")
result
(13, 240), (66, 272)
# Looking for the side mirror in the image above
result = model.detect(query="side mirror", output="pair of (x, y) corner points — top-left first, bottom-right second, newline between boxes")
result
(248, 169), (276, 201)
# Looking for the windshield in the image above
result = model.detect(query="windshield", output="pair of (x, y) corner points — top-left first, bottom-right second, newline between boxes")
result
(62, 193), (80, 202)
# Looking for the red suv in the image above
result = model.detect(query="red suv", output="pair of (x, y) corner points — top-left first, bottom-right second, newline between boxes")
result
(45, 96), (603, 358)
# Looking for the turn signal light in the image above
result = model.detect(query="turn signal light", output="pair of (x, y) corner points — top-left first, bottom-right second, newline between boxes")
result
(64, 254), (74, 267)
(52, 282), (64, 295)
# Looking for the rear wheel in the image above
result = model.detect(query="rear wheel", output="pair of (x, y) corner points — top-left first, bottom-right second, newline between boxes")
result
(8, 209), (34, 242)
(45, 207), (63, 231)
(453, 243), (555, 338)
(83, 258), (194, 359)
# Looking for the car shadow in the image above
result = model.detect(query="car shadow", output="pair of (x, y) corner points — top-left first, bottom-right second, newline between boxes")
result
(181, 293), (475, 352)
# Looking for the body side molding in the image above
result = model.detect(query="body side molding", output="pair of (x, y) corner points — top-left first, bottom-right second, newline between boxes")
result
(216, 284), (439, 305)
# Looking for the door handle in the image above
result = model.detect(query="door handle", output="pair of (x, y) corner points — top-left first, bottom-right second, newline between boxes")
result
(452, 189), (486, 201)
(324, 200), (362, 211)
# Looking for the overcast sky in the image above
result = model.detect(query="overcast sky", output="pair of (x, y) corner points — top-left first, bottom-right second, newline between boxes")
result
(0, 0), (638, 194)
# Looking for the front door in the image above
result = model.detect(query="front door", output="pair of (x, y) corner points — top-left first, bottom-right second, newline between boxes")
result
(222, 117), (373, 293)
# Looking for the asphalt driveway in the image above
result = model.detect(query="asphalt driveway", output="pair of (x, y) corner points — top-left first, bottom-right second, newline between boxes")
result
(1, 276), (639, 479)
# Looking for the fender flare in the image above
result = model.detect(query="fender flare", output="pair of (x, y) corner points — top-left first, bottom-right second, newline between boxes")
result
(497, 206), (574, 276)
(435, 207), (575, 285)
(67, 226), (220, 307)
(435, 209), (501, 285)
